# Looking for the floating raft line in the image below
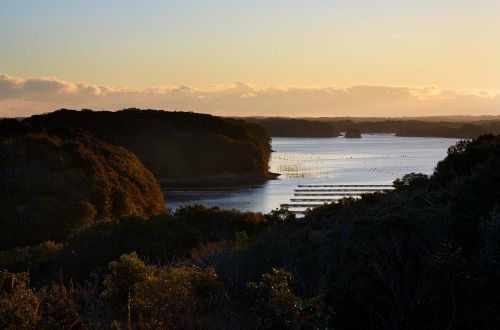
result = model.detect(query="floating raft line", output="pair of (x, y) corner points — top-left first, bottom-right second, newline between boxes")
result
(290, 198), (360, 202)
(297, 184), (393, 187)
(295, 189), (391, 192)
(281, 203), (331, 208)
(295, 192), (377, 196)
(282, 184), (395, 212)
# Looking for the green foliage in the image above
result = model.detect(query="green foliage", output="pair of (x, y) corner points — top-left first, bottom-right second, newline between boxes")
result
(25, 109), (272, 181)
(37, 283), (82, 329)
(1, 134), (500, 329)
(102, 252), (155, 316)
(0, 120), (164, 250)
(0, 270), (84, 329)
(0, 205), (270, 283)
(246, 118), (339, 137)
(432, 134), (500, 250)
(98, 252), (228, 329)
(247, 268), (325, 329)
(50, 206), (268, 281)
(132, 265), (225, 328)
(434, 134), (499, 186)
(0, 241), (63, 276)
(393, 172), (429, 189)
(0, 271), (39, 329)
(264, 208), (297, 225)
(344, 127), (361, 138)
(224, 135), (500, 329)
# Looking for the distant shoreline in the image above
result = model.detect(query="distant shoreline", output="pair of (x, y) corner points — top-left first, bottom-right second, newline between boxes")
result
(268, 133), (460, 139)
(244, 117), (500, 139)
(159, 172), (280, 189)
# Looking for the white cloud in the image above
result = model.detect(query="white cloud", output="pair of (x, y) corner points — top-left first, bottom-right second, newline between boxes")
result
(1, 74), (499, 117)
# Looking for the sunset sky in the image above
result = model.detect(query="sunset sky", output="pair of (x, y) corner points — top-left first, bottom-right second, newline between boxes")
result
(1, 0), (499, 117)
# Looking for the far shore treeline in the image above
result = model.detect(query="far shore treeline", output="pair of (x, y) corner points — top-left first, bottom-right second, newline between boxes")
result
(244, 116), (500, 138)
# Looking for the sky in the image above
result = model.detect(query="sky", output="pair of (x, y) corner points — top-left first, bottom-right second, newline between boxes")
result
(1, 0), (500, 117)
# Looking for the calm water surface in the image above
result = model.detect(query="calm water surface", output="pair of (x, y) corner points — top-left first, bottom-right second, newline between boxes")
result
(164, 134), (459, 213)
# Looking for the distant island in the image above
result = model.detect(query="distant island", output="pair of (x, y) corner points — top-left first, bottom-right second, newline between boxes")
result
(25, 109), (274, 186)
(344, 127), (362, 138)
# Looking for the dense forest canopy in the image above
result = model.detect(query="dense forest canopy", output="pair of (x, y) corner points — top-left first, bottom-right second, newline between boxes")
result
(244, 118), (340, 137)
(0, 119), (164, 250)
(25, 109), (272, 184)
(1, 134), (499, 329)
(245, 116), (500, 138)
(344, 127), (361, 138)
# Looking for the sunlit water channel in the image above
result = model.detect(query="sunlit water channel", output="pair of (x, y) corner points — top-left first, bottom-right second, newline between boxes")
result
(164, 134), (459, 213)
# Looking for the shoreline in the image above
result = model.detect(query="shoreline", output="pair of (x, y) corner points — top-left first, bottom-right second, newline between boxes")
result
(159, 172), (280, 189)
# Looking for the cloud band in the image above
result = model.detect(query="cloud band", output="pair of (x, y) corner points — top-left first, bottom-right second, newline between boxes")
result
(1, 74), (499, 117)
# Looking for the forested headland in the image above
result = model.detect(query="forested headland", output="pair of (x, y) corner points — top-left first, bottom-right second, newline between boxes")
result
(1, 132), (499, 329)
(0, 119), (164, 250)
(244, 118), (340, 137)
(25, 109), (273, 186)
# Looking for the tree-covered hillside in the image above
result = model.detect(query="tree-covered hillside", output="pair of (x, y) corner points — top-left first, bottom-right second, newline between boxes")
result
(1, 134), (499, 329)
(225, 134), (500, 329)
(25, 109), (272, 184)
(245, 118), (340, 137)
(0, 119), (164, 250)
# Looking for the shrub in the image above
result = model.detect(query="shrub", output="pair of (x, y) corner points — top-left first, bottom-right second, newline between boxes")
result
(247, 268), (325, 329)
(0, 271), (40, 329)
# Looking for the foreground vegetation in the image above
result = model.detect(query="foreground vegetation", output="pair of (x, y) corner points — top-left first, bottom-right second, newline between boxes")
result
(25, 109), (272, 185)
(1, 133), (499, 329)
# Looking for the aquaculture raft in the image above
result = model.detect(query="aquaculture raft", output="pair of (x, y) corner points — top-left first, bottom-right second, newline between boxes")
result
(281, 184), (393, 214)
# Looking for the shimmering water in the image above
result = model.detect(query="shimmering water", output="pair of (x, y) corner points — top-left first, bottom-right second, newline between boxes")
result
(164, 134), (459, 213)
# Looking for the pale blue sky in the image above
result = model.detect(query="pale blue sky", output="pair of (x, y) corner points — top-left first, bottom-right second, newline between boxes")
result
(1, 0), (499, 90)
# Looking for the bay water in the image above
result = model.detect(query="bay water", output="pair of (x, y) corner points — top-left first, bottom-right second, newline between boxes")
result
(164, 134), (459, 213)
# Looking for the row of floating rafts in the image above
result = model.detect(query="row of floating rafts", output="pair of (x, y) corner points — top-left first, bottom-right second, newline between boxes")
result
(281, 184), (394, 214)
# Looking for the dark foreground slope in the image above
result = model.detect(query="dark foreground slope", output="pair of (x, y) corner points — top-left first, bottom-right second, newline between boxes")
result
(0, 119), (164, 250)
(1, 135), (499, 329)
(25, 109), (272, 185)
(225, 134), (500, 329)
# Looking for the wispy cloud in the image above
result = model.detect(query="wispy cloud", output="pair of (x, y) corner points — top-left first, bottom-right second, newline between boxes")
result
(1, 74), (499, 117)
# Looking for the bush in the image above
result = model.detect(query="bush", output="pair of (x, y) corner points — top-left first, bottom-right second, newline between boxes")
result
(0, 271), (39, 329)
(100, 252), (227, 329)
(247, 268), (325, 329)
(132, 266), (225, 328)
(101, 252), (155, 317)
(37, 283), (82, 329)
